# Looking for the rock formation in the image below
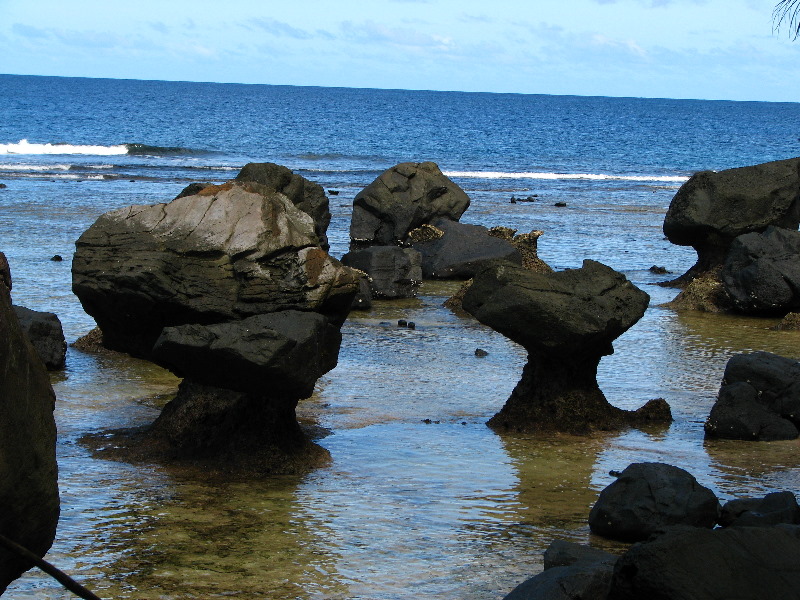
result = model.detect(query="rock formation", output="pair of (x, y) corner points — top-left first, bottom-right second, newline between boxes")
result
(588, 463), (720, 542)
(72, 180), (359, 469)
(705, 351), (800, 441)
(349, 162), (470, 247)
(0, 252), (59, 592)
(462, 260), (671, 432)
(340, 246), (422, 298)
(12, 305), (67, 370)
(719, 491), (800, 528)
(663, 157), (800, 286)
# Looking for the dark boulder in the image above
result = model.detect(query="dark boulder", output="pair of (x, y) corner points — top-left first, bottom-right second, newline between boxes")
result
(588, 463), (720, 542)
(349, 162), (470, 247)
(340, 246), (422, 298)
(663, 157), (800, 286)
(720, 491), (800, 527)
(705, 352), (800, 441)
(608, 525), (800, 600)
(174, 182), (213, 199)
(503, 540), (617, 600)
(72, 182), (358, 358)
(462, 260), (671, 432)
(152, 310), (341, 397)
(410, 217), (521, 279)
(12, 305), (67, 370)
(721, 226), (800, 315)
(235, 162), (331, 249)
(0, 256), (59, 592)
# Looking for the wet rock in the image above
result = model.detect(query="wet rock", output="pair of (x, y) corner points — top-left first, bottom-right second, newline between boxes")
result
(663, 267), (733, 313)
(50, 254), (63, 262)
(340, 246), (422, 298)
(663, 157), (800, 286)
(0, 260), (59, 592)
(488, 227), (551, 273)
(774, 311), (800, 330)
(411, 217), (521, 279)
(350, 274), (373, 311)
(720, 491), (800, 527)
(349, 161), (470, 247)
(73, 182), (357, 358)
(721, 226), (800, 315)
(588, 463), (720, 542)
(12, 305), (67, 370)
(235, 162), (331, 249)
(608, 525), (800, 600)
(705, 351), (800, 441)
(462, 260), (670, 433)
(649, 265), (669, 274)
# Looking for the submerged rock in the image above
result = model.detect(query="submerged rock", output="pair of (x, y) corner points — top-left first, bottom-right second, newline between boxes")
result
(349, 161), (470, 247)
(462, 260), (671, 432)
(663, 157), (800, 286)
(0, 254), (59, 592)
(588, 462), (720, 542)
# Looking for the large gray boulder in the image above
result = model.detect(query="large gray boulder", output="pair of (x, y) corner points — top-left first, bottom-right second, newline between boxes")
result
(663, 157), (800, 285)
(721, 226), (800, 315)
(462, 260), (671, 432)
(12, 305), (67, 370)
(235, 162), (331, 249)
(0, 254), (59, 592)
(705, 351), (800, 441)
(608, 525), (800, 600)
(350, 162), (470, 247)
(588, 463), (720, 542)
(73, 182), (357, 358)
(411, 217), (521, 279)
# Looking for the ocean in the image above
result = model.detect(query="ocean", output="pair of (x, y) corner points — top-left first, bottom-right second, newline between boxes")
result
(2, 73), (800, 599)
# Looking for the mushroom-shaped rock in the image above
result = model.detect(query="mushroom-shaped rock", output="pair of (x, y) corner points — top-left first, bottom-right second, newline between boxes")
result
(588, 463), (720, 542)
(350, 162), (470, 247)
(721, 226), (800, 315)
(462, 260), (670, 432)
(663, 157), (800, 285)
(0, 256), (59, 592)
(72, 182), (358, 358)
(235, 162), (331, 249)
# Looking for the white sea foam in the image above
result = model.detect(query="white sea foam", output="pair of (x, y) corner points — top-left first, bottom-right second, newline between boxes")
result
(443, 170), (689, 183)
(0, 163), (72, 171)
(0, 139), (128, 156)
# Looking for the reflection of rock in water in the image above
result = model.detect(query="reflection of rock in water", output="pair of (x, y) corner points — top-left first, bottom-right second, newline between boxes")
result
(463, 259), (671, 433)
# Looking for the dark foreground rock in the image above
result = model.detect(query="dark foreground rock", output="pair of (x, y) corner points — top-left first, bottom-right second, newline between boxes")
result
(410, 217), (521, 278)
(705, 351), (800, 441)
(0, 254), (59, 592)
(608, 525), (800, 600)
(340, 246), (422, 298)
(350, 162), (470, 247)
(462, 260), (671, 432)
(721, 226), (800, 315)
(12, 305), (67, 370)
(588, 463), (720, 542)
(720, 491), (800, 528)
(663, 157), (800, 286)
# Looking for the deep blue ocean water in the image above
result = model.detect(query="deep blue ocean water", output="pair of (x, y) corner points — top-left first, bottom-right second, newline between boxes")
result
(2, 74), (800, 599)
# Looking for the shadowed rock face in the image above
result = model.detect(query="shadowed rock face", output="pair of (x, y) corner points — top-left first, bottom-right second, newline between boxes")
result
(463, 260), (671, 433)
(0, 254), (59, 592)
(350, 162), (471, 247)
(663, 157), (800, 286)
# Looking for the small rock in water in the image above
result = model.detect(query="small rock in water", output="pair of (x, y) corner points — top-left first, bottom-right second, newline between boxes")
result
(407, 321), (416, 330)
(328, 189), (339, 195)
(0, 183), (7, 189)
(475, 348), (489, 357)
(554, 201), (567, 207)
(649, 265), (670, 274)
(397, 319), (408, 327)
(50, 255), (63, 262)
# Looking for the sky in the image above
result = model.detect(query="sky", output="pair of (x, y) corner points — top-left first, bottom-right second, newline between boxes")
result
(1, 0), (799, 102)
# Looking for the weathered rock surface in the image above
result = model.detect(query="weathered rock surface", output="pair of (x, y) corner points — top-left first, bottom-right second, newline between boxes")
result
(12, 305), (67, 370)
(73, 182), (357, 358)
(721, 226), (800, 315)
(340, 246), (422, 298)
(235, 162), (331, 249)
(705, 351), (800, 441)
(350, 162), (470, 247)
(663, 157), (800, 285)
(152, 310), (341, 397)
(0, 255), (59, 592)
(488, 227), (551, 273)
(608, 525), (800, 600)
(462, 260), (671, 432)
(720, 491), (800, 528)
(410, 217), (521, 279)
(588, 463), (720, 542)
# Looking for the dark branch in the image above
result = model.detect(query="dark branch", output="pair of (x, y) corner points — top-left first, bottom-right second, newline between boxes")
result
(774, 0), (800, 39)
